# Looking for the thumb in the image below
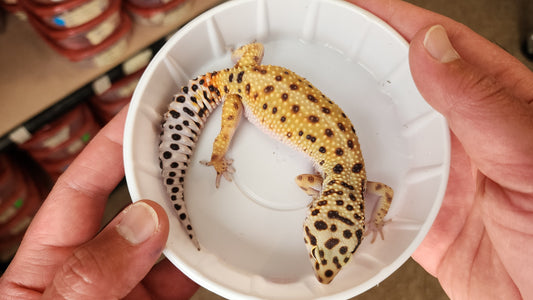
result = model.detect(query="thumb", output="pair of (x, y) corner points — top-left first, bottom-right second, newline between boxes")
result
(42, 200), (169, 299)
(409, 25), (533, 191)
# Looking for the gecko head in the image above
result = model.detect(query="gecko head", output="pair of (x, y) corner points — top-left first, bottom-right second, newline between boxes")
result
(231, 43), (265, 67)
(304, 220), (361, 284)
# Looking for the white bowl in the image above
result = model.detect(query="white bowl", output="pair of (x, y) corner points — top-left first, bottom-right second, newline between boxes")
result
(124, 0), (450, 299)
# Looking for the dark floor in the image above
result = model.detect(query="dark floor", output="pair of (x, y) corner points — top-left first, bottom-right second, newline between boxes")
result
(105, 0), (532, 299)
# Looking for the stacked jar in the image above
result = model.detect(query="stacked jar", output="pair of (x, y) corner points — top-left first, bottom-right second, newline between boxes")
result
(19, 103), (101, 180)
(0, 154), (42, 262)
(20, 0), (131, 66)
(90, 67), (145, 123)
(124, 0), (192, 26)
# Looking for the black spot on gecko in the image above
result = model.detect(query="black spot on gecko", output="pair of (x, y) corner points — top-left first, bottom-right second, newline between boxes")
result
(272, 107), (278, 114)
(347, 140), (354, 149)
(264, 85), (274, 93)
(237, 71), (245, 83)
(166, 178), (174, 185)
(305, 226), (317, 246)
(314, 221), (328, 230)
(176, 96), (186, 103)
(275, 75), (282, 81)
(290, 84), (298, 90)
(330, 224), (337, 232)
(356, 229), (363, 242)
(183, 107), (195, 117)
(343, 230), (353, 239)
(346, 205), (354, 211)
(170, 144), (179, 150)
(325, 270), (334, 278)
(171, 134), (181, 141)
(229, 73), (234, 82)
(199, 79), (205, 85)
(281, 93), (289, 101)
(170, 162), (179, 168)
(298, 131), (304, 136)
(311, 209), (320, 216)
(281, 116), (287, 122)
(352, 163), (363, 173)
(179, 213), (187, 220)
(246, 83), (251, 94)
(191, 84), (198, 92)
(319, 147), (326, 153)
(339, 246), (348, 255)
(325, 238), (340, 249)
(169, 110), (180, 119)
(163, 151), (172, 159)
(336, 200), (344, 205)
(335, 148), (344, 156)
(325, 129), (333, 137)
(308, 115), (319, 123)
(306, 135), (316, 143)
(172, 187), (179, 193)
(317, 200), (328, 206)
(321, 107), (331, 114)
(307, 94), (318, 102)
(337, 123), (346, 131)
(333, 164), (344, 174)
(263, 103), (268, 110)
(328, 210), (354, 226)
(292, 105), (299, 113)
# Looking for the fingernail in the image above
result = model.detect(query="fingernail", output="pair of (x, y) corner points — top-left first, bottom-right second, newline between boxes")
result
(424, 25), (460, 63)
(116, 202), (159, 245)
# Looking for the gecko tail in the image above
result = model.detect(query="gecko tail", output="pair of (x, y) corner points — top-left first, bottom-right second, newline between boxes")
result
(159, 75), (223, 250)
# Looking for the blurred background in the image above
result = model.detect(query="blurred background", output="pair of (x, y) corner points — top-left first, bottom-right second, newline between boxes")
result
(1, 0), (531, 299)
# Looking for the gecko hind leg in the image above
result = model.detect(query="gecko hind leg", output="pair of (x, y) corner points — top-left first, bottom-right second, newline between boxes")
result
(200, 94), (243, 188)
(364, 181), (394, 243)
(295, 174), (323, 200)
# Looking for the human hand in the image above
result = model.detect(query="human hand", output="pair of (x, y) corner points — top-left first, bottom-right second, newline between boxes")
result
(0, 107), (198, 299)
(347, 0), (533, 299)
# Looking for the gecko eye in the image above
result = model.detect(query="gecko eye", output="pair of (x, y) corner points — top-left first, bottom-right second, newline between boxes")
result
(311, 247), (318, 260)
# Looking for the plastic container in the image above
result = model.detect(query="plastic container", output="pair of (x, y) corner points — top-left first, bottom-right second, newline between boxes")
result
(20, 0), (110, 29)
(91, 96), (130, 123)
(124, 0), (450, 299)
(125, 0), (191, 26)
(43, 12), (131, 67)
(0, 172), (28, 226)
(20, 104), (89, 152)
(0, 179), (40, 238)
(125, 0), (170, 9)
(0, 156), (16, 204)
(28, 107), (100, 162)
(95, 67), (144, 102)
(27, 0), (121, 50)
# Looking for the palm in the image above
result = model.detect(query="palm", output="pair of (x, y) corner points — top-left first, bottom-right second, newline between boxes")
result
(413, 133), (529, 298)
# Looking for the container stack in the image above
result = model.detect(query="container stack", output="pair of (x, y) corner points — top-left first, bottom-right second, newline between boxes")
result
(0, 154), (43, 262)
(19, 103), (101, 180)
(124, 0), (191, 26)
(20, 0), (131, 66)
(90, 67), (145, 123)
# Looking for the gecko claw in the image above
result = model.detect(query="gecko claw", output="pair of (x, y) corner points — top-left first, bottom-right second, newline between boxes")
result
(200, 157), (235, 188)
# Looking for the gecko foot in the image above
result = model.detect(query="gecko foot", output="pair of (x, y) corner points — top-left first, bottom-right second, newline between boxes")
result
(200, 157), (235, 188)
(364, 218), (391, 243)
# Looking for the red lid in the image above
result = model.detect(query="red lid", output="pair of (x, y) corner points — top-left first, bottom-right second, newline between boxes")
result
(94, 67), (144, 102)
(0, 172), (27, 226)
(20, 0), (106, 18)
(20, 104), (87, 151)
(125, 0), (186, 16)
(43, 12), (131, 62)
(26, 0), (120, 40)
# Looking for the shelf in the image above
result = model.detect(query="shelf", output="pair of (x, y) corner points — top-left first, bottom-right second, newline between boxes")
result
(0, 0), (222, 150)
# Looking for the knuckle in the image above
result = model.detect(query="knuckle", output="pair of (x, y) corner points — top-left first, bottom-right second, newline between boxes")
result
(54, 247), (111, 299)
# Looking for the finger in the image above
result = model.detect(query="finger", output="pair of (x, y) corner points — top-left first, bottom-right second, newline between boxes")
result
(30, 106), (128, 247)
(347, 0), (533, 100)
(409, 25), (533, 192)
(42, 200), (168, 300)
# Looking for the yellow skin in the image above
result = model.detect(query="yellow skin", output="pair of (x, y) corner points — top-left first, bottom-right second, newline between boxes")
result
(159, 43), (393, 284)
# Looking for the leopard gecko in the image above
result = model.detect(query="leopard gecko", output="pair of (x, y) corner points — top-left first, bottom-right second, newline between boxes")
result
(159, 43), (393, 284)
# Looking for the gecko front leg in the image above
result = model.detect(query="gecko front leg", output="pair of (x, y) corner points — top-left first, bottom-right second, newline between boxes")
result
(364, 181), (393, 243)
(201, 94), (244, 188)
